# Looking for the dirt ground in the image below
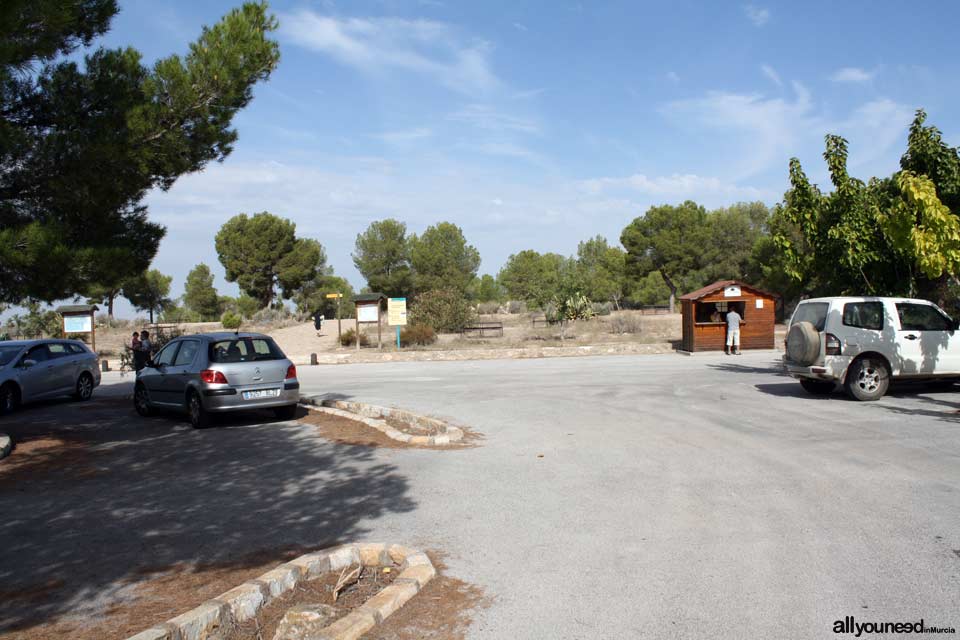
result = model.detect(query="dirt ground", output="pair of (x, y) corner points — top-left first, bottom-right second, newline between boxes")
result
(227, 562), (399, 640)
(299, 410), (482, 450)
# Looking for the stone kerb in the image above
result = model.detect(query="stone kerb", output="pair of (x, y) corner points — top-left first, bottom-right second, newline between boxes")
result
(125, 543), (437, 640)
(299, 398), (464, 447)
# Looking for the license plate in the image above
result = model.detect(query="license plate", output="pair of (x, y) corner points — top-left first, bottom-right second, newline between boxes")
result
(242, 389), (280, 400)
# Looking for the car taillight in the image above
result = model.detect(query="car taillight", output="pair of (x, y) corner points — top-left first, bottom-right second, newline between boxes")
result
(825, 333), (842, 356)
(200, 369), (228, 384)
(285, 364), (297, 379)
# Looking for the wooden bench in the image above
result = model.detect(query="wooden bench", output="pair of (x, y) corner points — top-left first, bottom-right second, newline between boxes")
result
(531, 314), (556, 327)
(460, 321), (504, 337)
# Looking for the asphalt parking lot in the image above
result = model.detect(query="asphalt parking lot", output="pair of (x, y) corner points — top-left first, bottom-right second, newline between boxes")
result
(1, 352), (958, 639)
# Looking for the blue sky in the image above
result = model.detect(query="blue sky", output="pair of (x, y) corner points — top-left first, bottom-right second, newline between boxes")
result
(90, 0), (960, 314)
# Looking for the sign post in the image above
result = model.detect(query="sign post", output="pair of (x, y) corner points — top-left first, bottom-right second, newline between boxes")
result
(387, 298), (407, 349)
(57, 304), (99, 354)
(353, 293), (385, 352)
(325, 292), (343, 347)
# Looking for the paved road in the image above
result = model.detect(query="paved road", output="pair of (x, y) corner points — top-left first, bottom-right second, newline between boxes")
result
(2, 352), (959, 638)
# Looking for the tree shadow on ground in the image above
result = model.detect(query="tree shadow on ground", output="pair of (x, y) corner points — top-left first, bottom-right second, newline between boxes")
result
(0, 396), (416, 635)
(707, 361), (790, 377)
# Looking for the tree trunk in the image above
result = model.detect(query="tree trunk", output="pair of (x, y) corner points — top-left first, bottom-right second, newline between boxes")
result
(107, 293), (115, 317)
(916, 273), (949, 308)
(149, 308), (154, 323)
(658, 268), (678, 314)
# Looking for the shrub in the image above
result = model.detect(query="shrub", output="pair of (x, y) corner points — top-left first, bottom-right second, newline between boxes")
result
(400, 324), (437, 346)
(592, 302), (613, 316)
(221, 311), (242, 329)
(409, 289), (473, 333)
(507, 300), (527, 314)
(476, 301), (501, 315)
(608, 313), (643, 334)
(251, 307), (290, 324)
(340, 328), (370, 347)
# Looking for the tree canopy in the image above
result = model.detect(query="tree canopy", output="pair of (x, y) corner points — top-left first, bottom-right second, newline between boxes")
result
(183, 263), (220, 319)
(352, 219), (412, 297)
(409, 222), (481, 295)
(498, 250), (569, 308)
(0, 1), (280, 303)
(773, 110), (960, 305)
(215, 212), (324, 308)
(122, 269), (172, 323)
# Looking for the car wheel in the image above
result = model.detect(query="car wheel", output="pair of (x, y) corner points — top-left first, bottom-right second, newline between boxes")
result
(74, 372), (94, 401)
(134, 383), (152, 417)
(800, 378), (835, 395)
(273, 404), (298, 421)
(845, 357), (890, 401)
(188, 390), (210, 429)
(0, 383), (19, 415)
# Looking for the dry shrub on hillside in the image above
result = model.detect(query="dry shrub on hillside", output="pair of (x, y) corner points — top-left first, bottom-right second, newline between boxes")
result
(608, 314), (643, 334)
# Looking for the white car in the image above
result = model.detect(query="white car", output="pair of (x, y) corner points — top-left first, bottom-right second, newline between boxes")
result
(784, 297), (959, 400)
(0, 339), (102, 414)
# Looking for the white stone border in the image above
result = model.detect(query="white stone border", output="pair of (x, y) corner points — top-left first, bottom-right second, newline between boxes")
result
(0, 432), (10, 460)
(126, 543), (437, 640)
(300, 398), (464, 446)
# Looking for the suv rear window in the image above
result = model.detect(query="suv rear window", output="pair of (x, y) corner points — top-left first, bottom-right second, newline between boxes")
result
(209, 337), (284, 363)
(842, 302), (883, 330)
(791, 302), (829, 331)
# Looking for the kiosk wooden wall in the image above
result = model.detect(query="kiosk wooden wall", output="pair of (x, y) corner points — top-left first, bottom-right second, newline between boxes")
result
(680, 280), (777, 352)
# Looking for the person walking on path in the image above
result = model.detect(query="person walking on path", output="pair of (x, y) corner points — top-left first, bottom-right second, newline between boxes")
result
(725, 307), (743, 355)
(135, 330), (152, 371)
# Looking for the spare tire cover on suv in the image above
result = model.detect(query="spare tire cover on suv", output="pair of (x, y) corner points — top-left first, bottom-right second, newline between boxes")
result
(787, 321), (820, 365)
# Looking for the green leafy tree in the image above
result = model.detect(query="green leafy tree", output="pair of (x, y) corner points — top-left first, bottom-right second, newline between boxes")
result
(84, 282), (125, 318)
(236, 294), (261, 319)
(183, 263), (220, 320)
(0, 1), (280, 303)
(470, 274), (503, 303)
(292, 274), (356, 319)
(123, 269), (172, 323)
(620, 201), (711, 312)
(409, 222), (481, 295)
(498, 250), (568, 307)
(215, 212), (323, 307)
(576, 236), (627, 308)
(352, 219), (413, 297)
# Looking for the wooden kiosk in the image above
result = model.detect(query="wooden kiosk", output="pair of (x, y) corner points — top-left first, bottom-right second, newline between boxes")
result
(680, 280), (777, 352)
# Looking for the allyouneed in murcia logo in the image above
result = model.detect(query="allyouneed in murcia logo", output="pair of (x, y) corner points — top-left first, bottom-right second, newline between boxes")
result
(833, 616), (956, 636)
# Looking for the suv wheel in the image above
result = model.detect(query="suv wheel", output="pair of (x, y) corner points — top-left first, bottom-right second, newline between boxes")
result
(188, 390), (210, 428)
(845, 357), (890, 401)
(800, 378), (834, 395)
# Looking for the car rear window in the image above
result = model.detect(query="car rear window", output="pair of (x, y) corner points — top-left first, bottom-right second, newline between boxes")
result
(209, 337), (284, 363)
(791, 302), (829, 331)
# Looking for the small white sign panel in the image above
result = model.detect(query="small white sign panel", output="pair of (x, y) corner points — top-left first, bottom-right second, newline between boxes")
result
(64, 315), (93, 333)
(724, 285), (741, 298)
(357, 304), (379, 323)
(756, 299), (764, 309)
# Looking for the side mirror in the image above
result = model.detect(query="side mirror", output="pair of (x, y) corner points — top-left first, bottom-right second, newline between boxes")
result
(20, 359), (37, 369)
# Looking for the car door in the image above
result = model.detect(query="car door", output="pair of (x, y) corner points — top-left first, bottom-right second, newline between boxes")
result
(166, 339), (201, 407)
(144, 341), (181, 405)
(17, 345), (54, 402)
(894, 302), (960, 375)
(44, 342), (78, 393)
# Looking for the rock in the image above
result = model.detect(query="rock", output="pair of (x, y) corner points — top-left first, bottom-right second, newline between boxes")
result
(272, 603), (339, 640)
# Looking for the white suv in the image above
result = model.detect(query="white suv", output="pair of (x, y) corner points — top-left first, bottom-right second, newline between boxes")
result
(784, 297), (960, 401)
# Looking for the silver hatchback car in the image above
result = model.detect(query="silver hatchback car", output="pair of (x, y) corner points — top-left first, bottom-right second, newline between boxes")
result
(134, 332), (300, 428)
(0, 339), (101, 414)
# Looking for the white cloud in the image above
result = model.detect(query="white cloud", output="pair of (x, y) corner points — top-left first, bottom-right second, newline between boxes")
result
(829, 67), (878, 84)
(473, 141), (543, 162)
(761, 64), (782, 87)
(666, 71), (680, 84)
(448, 104), (541, 134)
(373, 127), (433, 144)
(660, 80), (913, 180)
(577, 173), (770, 200)
(279, 11), (499, 94)
(512, 22), (528, 31)
(744, 5), (770, 26)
